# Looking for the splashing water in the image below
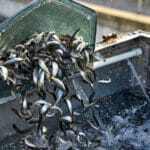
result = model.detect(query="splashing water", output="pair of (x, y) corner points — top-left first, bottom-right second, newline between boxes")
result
(127, 59), (150, 103)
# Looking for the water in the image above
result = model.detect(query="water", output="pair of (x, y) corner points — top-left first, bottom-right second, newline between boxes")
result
(0, 87), (150, 149)
(127, 59), (150, 103)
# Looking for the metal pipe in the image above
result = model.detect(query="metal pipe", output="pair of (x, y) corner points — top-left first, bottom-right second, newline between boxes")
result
(0, 48), (142, 104)
(92, 48), (142, 70)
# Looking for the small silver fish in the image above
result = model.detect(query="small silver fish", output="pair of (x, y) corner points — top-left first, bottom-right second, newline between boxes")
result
(53, 34), (60, 41)
(55, 89), (64, 104)
(15, 44), (25, 50)
(35, 32), (44, 44)
(45, 111), (55, 118)
(98, 76), (111, 84)
(3, 57), (24, 65)
(38, 59), (49, 74)
(25, 135), (36, 148)
(72, 37), (83, 45)
(24, 38), (35, 46)
(84, 50), (90, 66)
(87, 120), (100, 131)
(73, 111), (81, 116)
(51, 105), (63, 115)
(47, 41), (66, 52)
(0, 66), (8, 81)
(34, 99), (51, 106)
(23, 96), (28, 110)
(42, 126), (47, 134)
(80, 70), (92, 84)
(33, 68), (38, 85)
(94, 52), (105, 62)
(55, 49), (64, 56)
(38, 70), (45, 89)
(71, 52), (83, 59)
(52, 61), (59, 77)
(41, 104), (50, 114)
(64, 98), (72, 115)
(8, 77), (16, 85)
(51, 77), (66, 91)
(77, 132), (86, 144)
(58, 137), (67, 144)
(86, 120), (104, 135)
(76, 42), (85, 52)
(61, 115), (72, 123)
(45, 31), (55, 43)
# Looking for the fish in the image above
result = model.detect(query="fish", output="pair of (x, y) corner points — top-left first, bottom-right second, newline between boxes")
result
(64, 98), (73, 115)
(55, 49), (64, 56)
(52, 61), (59, 77)
(35, 32), (44, 44)
(71, 27), (82, 41)
(45, 111), (56, 118)
(84, 96), (100, 113)
(51, 105), (63, 115)
(84, 50), (90, 66)
(86, 120), (104, 135)
(0, 66), (8, 81)
(25, 135), (37, 148)
(15, 44), (25, 50)
(55, 89), (64, 104)
(33, 68), (38, 85)
(38, 70), (45, 89)
(98, 76), (111, 84)
(61, 115), (72, 123)
(13, 124), (31, 134)
(77, 41), (86, 52)
(72, 79), (89, 106)
(2, 29), (104, 148)
(47, 41), (67, 52)
(3, 57), (24, 65)
(24, 38), (35, 46)
(23, 96), (28, 110)
(51, 77), (66, 91)
(70, 52), (84, 59)
(77, 132), (86, 144)
(42, 126), (48, 134)
(94, 52), (105, 62)
(80, 70), (92, 85)
(34, 99), (52, 106)
(53, 34), (60, 42)
(41, 104), (49, 115)
(38, 59), (49, 74)
(45, 31), (55, 43)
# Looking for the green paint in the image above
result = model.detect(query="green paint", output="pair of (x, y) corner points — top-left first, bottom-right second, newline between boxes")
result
(0, 0), (97, 99)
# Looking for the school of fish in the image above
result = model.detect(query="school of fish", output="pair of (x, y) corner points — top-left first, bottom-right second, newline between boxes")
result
(0, 28), (109, 149)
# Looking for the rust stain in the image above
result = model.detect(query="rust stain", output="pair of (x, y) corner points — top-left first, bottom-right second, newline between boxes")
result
(97, 33), (118, 45)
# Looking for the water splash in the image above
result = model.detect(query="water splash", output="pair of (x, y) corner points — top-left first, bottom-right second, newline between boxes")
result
(127, 59), (150, 103)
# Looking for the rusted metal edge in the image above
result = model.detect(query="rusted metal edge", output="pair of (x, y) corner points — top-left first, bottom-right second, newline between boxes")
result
(95, 30), (150, 51)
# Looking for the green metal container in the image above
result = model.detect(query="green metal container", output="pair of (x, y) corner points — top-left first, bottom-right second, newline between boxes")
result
(0, 0), (97, 100)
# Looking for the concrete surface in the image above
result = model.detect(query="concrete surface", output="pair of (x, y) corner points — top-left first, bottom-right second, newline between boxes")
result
(84, 0), (150, 15)
(0, 0), (31, 18)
